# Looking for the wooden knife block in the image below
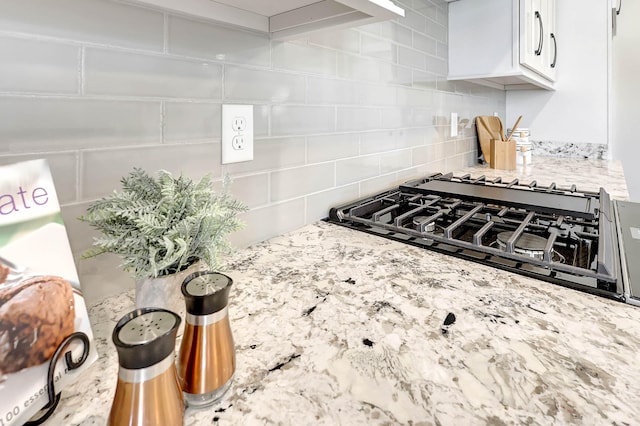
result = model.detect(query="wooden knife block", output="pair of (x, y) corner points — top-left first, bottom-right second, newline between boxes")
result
(490, 139), (516, 170)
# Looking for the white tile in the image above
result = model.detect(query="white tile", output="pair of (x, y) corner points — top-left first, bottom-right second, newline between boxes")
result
(359, 173), (398, 196)
(164, 102), (221, 141)
(272, 41), (336, 76)
(228, 199), (305, 248)
(85, 49), (223, 98)
(337, 53), (407, 84)
(357, 83), (397, 106)
(168, 16), (270, 67)
(336, 107), (382, 132)
(224, 173), (269, 209)
(398, 46), (426, 70)
(336, 156), (380, 185)
(413, 33), (437, 55)
(307, 133), (359, 163)
(360, 21), (413, 47)
(361, 33), (397, 62)
(401, 8), (427, 33)
(308, 29), (360, 53)
(0, 37), (78, 93)
(0, 0), (163, 50)
(0, 97), (160, 151)
(225, 66), (305, 103)
(306, 184), (359, 222)
(427, 21), (447, 43)
(425, 54), (447, 76)
(223, 137), (305, 174)
(360, 129), (424, 155)
(271, 163), (335, 202)
(271, 105), (335, 135)
(307, 77), (358, 105)
(380, 149), (412, 174)
(81, 142), (220, 199)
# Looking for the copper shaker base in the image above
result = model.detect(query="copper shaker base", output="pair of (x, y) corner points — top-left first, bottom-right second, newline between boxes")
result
(184, 375), (233, 407)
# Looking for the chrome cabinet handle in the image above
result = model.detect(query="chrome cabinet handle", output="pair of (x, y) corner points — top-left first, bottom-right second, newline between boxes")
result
(535, 11), (544, 56)
(550, 33), (557, 68)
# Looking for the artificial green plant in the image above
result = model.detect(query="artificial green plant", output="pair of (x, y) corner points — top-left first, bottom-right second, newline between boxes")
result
(80, 168), (246, 279)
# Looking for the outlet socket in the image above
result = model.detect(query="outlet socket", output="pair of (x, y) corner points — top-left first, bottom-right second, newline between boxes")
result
(222, 104), (253, 164)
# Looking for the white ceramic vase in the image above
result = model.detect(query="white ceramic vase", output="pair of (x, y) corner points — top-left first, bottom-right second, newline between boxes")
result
(135, 261), (204, 334)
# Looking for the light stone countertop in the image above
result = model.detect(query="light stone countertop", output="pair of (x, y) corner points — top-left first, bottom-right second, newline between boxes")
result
(49, 157), (640, 425)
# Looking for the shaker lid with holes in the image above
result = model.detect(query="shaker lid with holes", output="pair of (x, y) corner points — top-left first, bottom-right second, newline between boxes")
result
(112, 308), (181, 369)
(181, 271), (233, 316)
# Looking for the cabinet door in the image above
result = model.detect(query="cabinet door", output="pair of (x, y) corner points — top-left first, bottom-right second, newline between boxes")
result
(520, 0), (547, 76)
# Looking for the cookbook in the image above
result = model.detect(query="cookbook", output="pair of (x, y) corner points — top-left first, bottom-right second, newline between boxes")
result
(0, 159), (98, 425)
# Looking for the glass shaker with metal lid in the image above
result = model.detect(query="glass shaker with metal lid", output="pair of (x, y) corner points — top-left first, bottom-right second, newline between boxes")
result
(108, 308), (184, 425)
(177, 271), (236, 407)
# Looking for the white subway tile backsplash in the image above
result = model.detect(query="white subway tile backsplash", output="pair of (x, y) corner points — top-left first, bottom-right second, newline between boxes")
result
(85, 49), (223, 98)
(361, 129), (424, 155)
(413, 33), (437, 55)
(225, 66), (305, 103)
(337, 53), (397, 84)
(271, 105), (335, 135)
(224, 173), (269, 208)
(357, 83), (396, 106)
(337, 107), (382, 132)
(0, 97), (160, 151)
(307, 77), (358, 105)
(398, 46), (426, 70)
(168, 16), (270, 67)
(305, 184), (359, 222)
(402, 8), (427, 33)
(0, 37), (78, 94)
(271, 163), (335, 202)
(359, 173), (398, 196)
(360, 21), (413, 47)
(272, 41), (337, 76)
(228, 198), (305, 248)
(336, 155), (380, 185)
(360, 34), (397, 62)
(308, 29), (360, 54)
(380, 149), (412, 174)
(81, 142), (220, 199)
(307, 133), (359, 163)
(0, 0), (164, 50)
(0, 0), (507, 302)
(164, 102), (221, 141)
(223, 137), (305, 175)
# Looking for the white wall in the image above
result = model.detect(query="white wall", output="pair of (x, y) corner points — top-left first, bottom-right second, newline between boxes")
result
(612, 1), (640, 201)
(506, 0), (609, 146)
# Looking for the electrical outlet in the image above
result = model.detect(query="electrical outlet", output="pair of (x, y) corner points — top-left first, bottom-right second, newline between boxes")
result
(222, 104), (253, 164)
(232, 135), (245, 150)
(450, 112), (458, 137)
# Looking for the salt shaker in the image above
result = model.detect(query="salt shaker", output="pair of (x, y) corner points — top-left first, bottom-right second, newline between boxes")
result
(108, 308), (184, 425)
(177, 271), (236, 407)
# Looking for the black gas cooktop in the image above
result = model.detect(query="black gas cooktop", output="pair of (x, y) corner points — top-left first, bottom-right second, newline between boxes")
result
(328, 172), (640, 305)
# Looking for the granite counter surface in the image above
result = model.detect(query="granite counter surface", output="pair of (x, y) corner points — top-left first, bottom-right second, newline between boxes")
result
(50, 158), (640, 425)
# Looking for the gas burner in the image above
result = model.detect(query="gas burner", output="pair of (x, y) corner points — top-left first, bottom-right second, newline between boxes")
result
(412, 216), (435, 232)
(496, 231), (563, 262)
(329, 172), (639, 305)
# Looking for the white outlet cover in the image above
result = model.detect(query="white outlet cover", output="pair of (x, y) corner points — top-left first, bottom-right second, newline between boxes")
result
(222, 104), (254, 164)
(450, 112), (458, 137)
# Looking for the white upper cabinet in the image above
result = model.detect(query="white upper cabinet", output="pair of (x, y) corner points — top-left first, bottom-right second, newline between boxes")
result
(126, 0), (405, 39)
(448, 0), (557, 90)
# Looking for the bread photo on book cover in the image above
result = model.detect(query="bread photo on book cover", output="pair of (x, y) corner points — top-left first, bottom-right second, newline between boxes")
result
(0, 275), (76, 374)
